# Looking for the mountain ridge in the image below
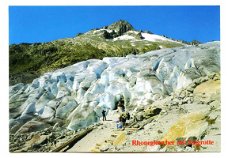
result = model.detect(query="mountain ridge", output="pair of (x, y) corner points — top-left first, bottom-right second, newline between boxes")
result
(10, 20), (186, 85)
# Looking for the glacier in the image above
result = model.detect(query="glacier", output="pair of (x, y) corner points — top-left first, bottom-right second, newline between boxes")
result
(9, 42), (220, 133)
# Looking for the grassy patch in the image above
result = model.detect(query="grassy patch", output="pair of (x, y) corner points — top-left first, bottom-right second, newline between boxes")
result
(10, 34), (184, 84)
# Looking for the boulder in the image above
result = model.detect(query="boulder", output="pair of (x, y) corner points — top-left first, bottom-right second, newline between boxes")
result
(16, 120), (51, 133)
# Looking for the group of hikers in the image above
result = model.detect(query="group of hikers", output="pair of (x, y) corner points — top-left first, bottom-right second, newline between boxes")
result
(101, 95), (130, 129)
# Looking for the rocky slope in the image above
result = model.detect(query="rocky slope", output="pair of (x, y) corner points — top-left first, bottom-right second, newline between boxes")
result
(9, 20), (184, 85)
(105, 74), (220, 152)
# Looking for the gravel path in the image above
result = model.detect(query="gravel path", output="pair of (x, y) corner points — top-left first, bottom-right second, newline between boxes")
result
(67, 113), (118, 152)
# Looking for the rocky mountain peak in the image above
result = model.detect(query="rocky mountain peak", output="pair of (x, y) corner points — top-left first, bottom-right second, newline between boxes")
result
(106, 20), (134, 35)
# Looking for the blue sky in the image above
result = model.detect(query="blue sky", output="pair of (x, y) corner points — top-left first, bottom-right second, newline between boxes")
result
(9, 6), (220, 44)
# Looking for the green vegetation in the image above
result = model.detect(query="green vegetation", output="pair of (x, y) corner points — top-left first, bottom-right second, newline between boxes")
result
(9, 41), (105, 84)
(9, 21), (185, 85)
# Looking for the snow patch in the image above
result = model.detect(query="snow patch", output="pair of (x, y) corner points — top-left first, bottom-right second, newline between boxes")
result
(113, 35), (135, 41)
(141, 33), (173, 42)
(93, 29), (113, 34)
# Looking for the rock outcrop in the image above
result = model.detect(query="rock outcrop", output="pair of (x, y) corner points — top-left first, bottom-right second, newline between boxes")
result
(106, 20), (134, 36)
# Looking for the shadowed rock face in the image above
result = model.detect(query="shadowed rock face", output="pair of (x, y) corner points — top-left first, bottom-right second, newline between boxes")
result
(9, 42), (220, 133)
(107, 20), (134, 36)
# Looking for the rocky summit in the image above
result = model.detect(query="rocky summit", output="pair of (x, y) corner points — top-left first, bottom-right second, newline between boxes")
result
(106, 20), (134, 36)
(9, 20), (220, 152)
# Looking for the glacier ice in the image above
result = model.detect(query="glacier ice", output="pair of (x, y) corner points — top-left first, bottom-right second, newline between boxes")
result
(9, 42), (220, 132)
